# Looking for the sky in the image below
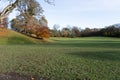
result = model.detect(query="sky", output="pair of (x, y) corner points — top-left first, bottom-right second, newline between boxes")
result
(38, 0), (120, 29)
(1, 0), (120, 29)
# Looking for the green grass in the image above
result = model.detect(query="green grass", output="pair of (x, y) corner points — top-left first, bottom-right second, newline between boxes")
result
(0, 37), (120, 80)
(0, 30), (43, 44)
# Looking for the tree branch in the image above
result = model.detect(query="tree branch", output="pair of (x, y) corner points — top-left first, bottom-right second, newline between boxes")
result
(44, 0), (55, 5)
(0, 0), (21, 19)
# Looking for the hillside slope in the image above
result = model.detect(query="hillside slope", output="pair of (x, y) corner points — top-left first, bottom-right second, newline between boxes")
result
(0, 29), (44, 44)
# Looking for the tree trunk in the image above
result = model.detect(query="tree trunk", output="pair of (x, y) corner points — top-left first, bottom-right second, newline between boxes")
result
(0, 0), (20, 20)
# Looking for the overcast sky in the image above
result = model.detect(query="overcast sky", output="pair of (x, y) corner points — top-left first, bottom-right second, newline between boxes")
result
(38, 0), (120, 29)
(1, 0), (120, 29)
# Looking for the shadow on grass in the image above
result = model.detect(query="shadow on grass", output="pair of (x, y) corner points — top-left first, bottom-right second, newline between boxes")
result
(46, 42), (120, 48)
(46, 38), (120, 48)
(67, 51), (120, 61)
(7, 36), (35, 44)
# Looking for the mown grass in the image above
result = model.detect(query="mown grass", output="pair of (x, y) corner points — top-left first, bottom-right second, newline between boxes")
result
(0, 37), (120, 80)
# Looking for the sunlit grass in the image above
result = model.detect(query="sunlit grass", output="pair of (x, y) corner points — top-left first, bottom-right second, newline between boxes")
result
(0, 29), (44, 44)
(0, 37), (120, 79)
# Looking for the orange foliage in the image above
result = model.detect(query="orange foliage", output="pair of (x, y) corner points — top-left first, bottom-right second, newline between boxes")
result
(24, 25), (50, 38)
(37, 26), (50, 38)
(0, 18), (8, 37)
(0, 28), (8, 37)
(32, 26), (50, 38)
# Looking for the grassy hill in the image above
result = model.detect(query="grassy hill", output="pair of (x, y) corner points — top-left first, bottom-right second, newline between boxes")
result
(0, 29), (45, 44)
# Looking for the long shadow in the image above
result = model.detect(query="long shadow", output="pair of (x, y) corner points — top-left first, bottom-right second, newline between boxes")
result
(43, 38), (120, 48)
(67, 51), (120, 61)
(43, 42), (120, 48)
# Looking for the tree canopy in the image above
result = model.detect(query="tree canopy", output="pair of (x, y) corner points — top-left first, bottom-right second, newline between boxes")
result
(0, 0), (54, 19)
(0, 0), (53, 38)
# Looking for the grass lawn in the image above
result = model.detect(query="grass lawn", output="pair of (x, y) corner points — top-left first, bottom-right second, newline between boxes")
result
(0, 37), (120, 80)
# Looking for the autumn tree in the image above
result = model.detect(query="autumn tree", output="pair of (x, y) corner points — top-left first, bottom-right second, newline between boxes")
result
(0, 0), (53, 39)
(0, 0), (54, 28)
(51, 24), (60, 37)
(10, 0), (50, 38)
(0, 17), (8, 36)
(0, 18), (8, 28)
(100, 26), (120, 37)
(61, 27), (71, 37)
(34, 26), (50, 38)
(71, 26), (80, 37)
(11, 18), (25, 32)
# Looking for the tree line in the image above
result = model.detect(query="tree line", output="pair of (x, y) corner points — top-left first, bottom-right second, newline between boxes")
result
(2, 17), (120, 38)
(50, 24), (120, 38)
(1, 0), (119, 39)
